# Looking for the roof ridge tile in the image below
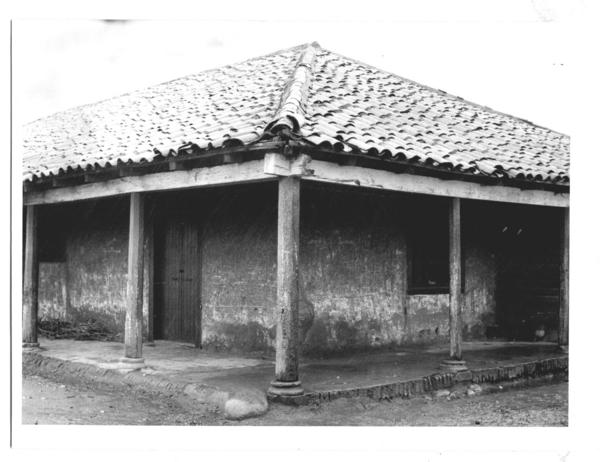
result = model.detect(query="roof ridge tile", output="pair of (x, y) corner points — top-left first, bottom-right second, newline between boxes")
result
(264, 43), (318, 136)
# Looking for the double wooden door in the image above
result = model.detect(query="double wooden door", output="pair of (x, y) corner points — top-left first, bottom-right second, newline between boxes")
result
(154, 216), (201, 346)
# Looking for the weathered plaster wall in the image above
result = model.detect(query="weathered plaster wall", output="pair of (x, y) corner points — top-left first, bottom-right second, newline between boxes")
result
(299, 186), (407, 354)
(197, 183), (498, 355)
(36, 183), (498, 354)
(38, 263), (68, 320)
(402, 244), (496, 345)
(462, 241), (496, 339)
(37, 198), (152, 339)
(199, 184), (278, 351)
(64, 199), (129, 334)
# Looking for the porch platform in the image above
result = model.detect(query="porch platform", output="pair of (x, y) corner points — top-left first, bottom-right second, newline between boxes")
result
(25, 338), (567, 408)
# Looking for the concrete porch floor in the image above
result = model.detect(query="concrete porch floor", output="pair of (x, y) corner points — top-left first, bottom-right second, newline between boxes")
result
(31, 338), (565, 397)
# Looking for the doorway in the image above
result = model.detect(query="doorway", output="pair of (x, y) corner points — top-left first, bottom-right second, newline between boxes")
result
(154, 213), (202, 346)
(494, 206), (560, 341)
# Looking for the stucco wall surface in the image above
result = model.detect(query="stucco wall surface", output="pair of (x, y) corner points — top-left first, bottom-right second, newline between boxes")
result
(36, 183), (500, 354)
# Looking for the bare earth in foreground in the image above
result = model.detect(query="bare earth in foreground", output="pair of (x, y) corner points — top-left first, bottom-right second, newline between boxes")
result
(22, 374), (567, 426)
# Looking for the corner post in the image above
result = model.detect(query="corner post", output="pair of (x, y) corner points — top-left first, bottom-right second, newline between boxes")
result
(122, 192), (145, 368)
(268, 176), (303, 397)
(23, 205), (40, 349)
(558, 207), (569, 352)
(441, 197), (467, 371)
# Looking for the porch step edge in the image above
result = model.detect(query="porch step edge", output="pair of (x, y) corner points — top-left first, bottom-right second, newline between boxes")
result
(269, 355), (569, 406)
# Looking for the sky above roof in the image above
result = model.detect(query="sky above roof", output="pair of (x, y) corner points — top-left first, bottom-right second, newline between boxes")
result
(12, 4), (576, 135)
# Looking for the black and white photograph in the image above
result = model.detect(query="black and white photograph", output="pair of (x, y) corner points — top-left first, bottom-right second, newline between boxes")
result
(7, 0), (600, 460)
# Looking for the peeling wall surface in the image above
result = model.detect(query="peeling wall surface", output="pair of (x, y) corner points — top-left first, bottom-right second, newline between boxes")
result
(38, 263), (68, 320)
(37, 198), (151, 339)
(35, 181), (556, 355)
(64, 199), (129, 334)
(300, 185), (406, 354)
(197, 184), (278, 351)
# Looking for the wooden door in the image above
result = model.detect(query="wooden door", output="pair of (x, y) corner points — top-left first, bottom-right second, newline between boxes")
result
(155, 217), (201, 345)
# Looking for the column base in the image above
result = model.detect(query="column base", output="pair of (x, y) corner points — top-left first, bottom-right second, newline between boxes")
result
(267, 380), (304, 397)
(22, 342), (40, 351)
(117, 357), (145, 370)
(440, 359), (468, 372)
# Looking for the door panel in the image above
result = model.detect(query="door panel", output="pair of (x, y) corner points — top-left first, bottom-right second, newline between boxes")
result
(155, 217), (201, 345)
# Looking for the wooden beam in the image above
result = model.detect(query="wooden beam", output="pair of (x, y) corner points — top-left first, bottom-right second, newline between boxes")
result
(558, 207), (569, 351)
(23, 205), (39, 348)
(268, 176), (303, 397)
(24, 160), (272, 206)
(264, 154), (569, 208)
(123, 192), (145, 364)
(168, 160), (184, 171)
(223, 152), (244, 164)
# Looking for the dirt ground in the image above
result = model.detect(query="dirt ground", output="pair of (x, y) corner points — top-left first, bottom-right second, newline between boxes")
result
(22, 372), (568, 426)
(22, 374), (224, 425)
(250, 382), (568, 426)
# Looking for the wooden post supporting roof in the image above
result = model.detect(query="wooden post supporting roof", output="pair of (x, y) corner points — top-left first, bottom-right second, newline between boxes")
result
(121, 192), (145, 368)
(23, 205), (40, 348)
(268, 176), (304, 397)
(441, 197), (467, 371)
(144, 199), (155, 347)
(558, 207), (569, 352)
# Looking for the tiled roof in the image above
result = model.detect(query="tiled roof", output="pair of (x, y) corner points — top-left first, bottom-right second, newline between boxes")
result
(23, 42), (570, 185)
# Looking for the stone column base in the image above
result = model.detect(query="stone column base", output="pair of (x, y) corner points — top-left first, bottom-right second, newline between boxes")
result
(267, 380), (304, 397)
(440, 359), (468, 372)
(117, 357), (145, 370)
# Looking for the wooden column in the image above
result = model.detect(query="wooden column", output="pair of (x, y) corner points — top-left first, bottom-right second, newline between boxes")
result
(441, 197), (467, 371)
(268, 176), (303, 397)
(144, 200), (155, 346)
(23, 205), (40, 348)
(558, 207), (569, 352)
(121, 192), (145, 367)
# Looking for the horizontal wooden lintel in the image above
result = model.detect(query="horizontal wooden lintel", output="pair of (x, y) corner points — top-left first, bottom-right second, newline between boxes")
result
(24, 152), (569, 207)
(264, 153), (569, 208)
(24, 159), (272, 205)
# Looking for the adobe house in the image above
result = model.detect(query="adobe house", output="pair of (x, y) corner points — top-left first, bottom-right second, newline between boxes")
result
(22, 42), (569, 397)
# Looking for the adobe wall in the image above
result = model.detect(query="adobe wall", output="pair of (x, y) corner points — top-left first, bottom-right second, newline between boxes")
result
(36, 182), (499, 354)
(198, 183), (498, 354)
(37, 198), (151, 339)
(199, 184), (278, 351)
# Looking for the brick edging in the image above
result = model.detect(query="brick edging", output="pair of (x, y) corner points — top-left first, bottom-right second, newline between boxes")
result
(270, 356), (568, 405)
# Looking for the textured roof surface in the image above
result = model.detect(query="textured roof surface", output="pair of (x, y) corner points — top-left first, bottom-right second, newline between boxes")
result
(23, 42), (570, 185)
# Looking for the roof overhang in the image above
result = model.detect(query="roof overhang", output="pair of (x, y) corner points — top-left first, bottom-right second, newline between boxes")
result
(24, 150), (569, 208)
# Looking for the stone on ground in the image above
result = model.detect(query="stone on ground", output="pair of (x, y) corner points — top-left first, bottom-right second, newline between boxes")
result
(224, 388), (268, 420)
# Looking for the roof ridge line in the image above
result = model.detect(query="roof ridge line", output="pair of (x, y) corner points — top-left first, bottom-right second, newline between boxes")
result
(264, 42), (319, 136)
